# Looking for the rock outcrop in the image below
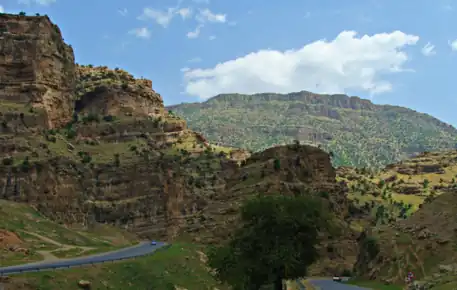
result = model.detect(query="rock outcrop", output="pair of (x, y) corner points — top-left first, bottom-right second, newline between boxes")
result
(0, 13), (76, 129)
(75, 65), (164, 118)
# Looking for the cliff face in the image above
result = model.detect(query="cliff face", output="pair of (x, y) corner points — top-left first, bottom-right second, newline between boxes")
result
(75, 65), (164, 118)
(0, 14), (76, 129)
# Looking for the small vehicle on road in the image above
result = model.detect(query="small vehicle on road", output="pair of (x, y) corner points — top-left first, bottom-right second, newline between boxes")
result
(332, 276), (342, 282)
(150, 240), (157, 245)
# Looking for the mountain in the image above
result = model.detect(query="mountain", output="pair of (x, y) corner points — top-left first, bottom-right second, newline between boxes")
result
(3, 11), (457, 290)
(167, 92), (457, 168)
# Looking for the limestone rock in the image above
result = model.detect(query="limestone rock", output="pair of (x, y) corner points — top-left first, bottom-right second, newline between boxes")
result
(0, 13), (76, 129)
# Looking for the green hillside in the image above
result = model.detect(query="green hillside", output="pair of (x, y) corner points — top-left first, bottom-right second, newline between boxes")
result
(167, 91), (457, 168)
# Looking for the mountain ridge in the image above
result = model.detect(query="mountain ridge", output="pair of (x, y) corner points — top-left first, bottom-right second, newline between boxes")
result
(168, 91), (457, 168)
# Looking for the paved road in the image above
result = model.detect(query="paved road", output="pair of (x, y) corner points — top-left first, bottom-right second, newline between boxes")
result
(308, 279), (370, 290)
(0, 241), (169, 275)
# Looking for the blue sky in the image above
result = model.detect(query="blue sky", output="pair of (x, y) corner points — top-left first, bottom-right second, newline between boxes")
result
(2, 0), (457, 126)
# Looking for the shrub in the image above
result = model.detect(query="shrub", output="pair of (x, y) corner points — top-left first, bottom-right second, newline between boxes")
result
(273, 158), (281, 171)
(319, 192), (329, 199)
(103, 115), (115, 122)
(114, 154), (120, 167)
(20, 157), (31, 172)
(66, 128), (77, 139)
(363, 236), (380, 260)
(2, 157), (13, 166)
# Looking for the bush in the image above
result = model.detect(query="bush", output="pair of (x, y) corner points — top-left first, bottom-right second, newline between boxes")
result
(114, 154), (120, 167)
(20, 157), (31, 172)
(273, 158), (281, 171)
(83, 113), (100, 123)
(363, 236), (380, 260)
(103, 115), (115, 122)
(341, 269), (352, 277)
(319, 192), (329, 199)
(2, 157), (13, 166)
(46, 135), (57, 143)
(66, 128), (77, 139)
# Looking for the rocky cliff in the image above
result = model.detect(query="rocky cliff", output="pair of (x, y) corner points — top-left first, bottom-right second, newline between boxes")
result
(75, 65), (164, 118)
(0, 13), (75, 129)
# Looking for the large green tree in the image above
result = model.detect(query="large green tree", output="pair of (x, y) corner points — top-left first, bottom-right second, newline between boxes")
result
(208, 194), (332, 290)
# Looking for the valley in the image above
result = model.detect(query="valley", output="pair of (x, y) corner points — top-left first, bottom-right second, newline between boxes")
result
(0, 11), (456, 290)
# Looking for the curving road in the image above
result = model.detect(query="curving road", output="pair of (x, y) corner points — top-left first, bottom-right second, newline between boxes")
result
(307, 279), (370, 290)
(0, 241), (169, 276)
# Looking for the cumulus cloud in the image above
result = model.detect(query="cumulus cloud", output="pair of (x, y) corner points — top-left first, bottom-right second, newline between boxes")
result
(421, 42), (436, 56)
(139, 6), (192, 27)
(129, 27), (151, 39)
(0, 6), (4, 13)
(449, 39), (457, 51)
(183, 30), (419, 100)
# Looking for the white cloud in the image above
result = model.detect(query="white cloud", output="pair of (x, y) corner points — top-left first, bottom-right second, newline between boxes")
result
(129, 27), (151, 39)
(177, 7), (192, 19)
(118, 8), (128, 16)
(449, 39), (457, 51)
(421, 42), (436, 56)
(182, 30), (419, 100)
(181, 67), (191, 72)
(139, 8), (176, 27)
(188, 57), (202, 63)
(138, 6), (193, 27)
(18, 0), (55, 5)
(187, 25), (203, 38)
(0, 6), (4, 13)
(209, 35), (216, 40)
(196, 8), (226, 23)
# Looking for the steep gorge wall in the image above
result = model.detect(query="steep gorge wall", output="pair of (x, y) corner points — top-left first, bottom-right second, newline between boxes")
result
(0, 14), (76, 129)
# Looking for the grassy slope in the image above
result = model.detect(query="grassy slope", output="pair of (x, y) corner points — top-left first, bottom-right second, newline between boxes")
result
(0, 201), (224, 289)
(167, 92), (457, 168)
(5, 243), (226, 290)
(0, 199), (138, 267)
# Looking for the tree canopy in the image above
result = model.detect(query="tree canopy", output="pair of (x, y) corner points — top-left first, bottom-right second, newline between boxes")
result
(208, 194), (333, 290)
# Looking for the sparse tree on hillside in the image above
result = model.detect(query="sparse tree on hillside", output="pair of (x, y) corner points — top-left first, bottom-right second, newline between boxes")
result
(423, 178), (429, 189)
(273, 158), (281, 171)
(208, 195), (332, 290)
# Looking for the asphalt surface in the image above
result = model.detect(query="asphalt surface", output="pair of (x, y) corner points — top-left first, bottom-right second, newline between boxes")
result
(0, 241), (169, 275)
(308, 279), (370, 290)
